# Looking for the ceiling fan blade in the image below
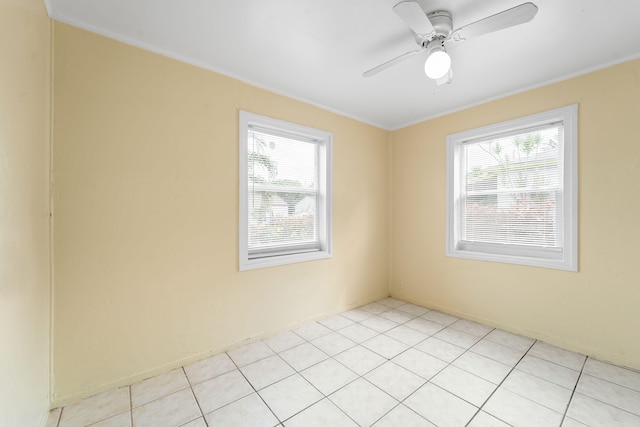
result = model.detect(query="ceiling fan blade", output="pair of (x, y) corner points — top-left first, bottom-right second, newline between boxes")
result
(363, 49), (423, 77)
(451, 2), (538, 42)
(393, 1), (435, 37)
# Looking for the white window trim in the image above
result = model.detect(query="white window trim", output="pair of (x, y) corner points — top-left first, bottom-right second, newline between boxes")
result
(239, 111), (332, 271)
(446, 104), (578, 271)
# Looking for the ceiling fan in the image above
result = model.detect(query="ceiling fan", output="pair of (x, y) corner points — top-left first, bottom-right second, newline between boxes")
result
(363, 1), (538, 84)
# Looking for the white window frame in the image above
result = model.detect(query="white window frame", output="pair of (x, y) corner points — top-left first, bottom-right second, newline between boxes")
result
(239, 111), (332, 271)
(446, 104), (578, 271)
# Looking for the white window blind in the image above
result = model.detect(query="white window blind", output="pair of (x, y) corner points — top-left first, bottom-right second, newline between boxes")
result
(247, 126), (320, 257)
(239, 111), (332, 271)
(446, 104), (578, 271)
(460, 123), (564, 249)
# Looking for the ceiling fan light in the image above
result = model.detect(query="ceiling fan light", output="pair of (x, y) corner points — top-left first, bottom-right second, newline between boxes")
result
(424, 48), (451, 80)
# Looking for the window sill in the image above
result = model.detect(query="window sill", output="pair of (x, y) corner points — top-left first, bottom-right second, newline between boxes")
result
(239, 250), (332, 271)
(446, 246), (577, 271)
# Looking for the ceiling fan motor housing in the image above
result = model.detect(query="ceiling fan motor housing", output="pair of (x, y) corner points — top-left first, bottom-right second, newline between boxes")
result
(427, 10), (453, 39)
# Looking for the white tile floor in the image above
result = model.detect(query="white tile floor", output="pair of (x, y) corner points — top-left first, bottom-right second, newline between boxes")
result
(46, 298), (640, 427)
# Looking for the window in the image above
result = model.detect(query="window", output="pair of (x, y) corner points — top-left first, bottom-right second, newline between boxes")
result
(446, 104), (578, 271)
(239, 111), (332, 270)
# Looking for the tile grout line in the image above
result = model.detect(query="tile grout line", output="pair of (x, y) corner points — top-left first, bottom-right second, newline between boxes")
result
(305, 339), (399, 426)
(238, 309), (573, 426)
(267, 331), (362, 425)
(523, 352), (585, 374)
(559, 356), (588, 426)
(223, 332), (345, 424)
(128, 385), (133, 427)
(227, 348), (283, 425)
(465, 338), (538, 427)
(53, 406), (61, 427)
(580, 364), (640, 393)
(346, 303), (495, 426)
(262, 303), (407, 425)
(410, 324), (499, 426)
(357, 323), (461, 426)
(346, 307), (491, 426)
(369, 400), (403, 426)
(566, 358), (640, 422)
(181, 366), (209, 427)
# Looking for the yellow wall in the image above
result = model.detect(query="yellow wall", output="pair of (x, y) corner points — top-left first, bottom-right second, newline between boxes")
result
(0, 0), (51, 424)
(391, 59), (640, 371)
(51, 15), (640, 406)
(52, 22), (390, 405)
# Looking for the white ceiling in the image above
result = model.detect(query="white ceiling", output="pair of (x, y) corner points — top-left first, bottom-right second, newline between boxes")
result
(46, 0), (640, 130)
